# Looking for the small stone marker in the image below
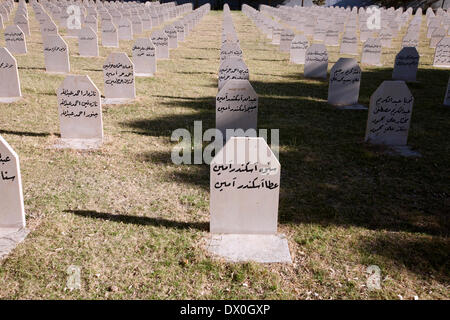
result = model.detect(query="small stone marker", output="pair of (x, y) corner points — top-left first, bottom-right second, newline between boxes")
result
(118, 17), (132, 41)
(0, 135), (28, 259)
(361, 38), (382, 66)
(151, 30), (169, 60)
(103, 52), (135, 104)
(4, 25), (27, 55)
(0, 47), (21, 103)
(290, 34), (308, 64)
(43, 34), (70, 73)
(328, 58), (365, 109)
(392, 47), (419, 82)
(433, 36), (450, 68)
(218, 56), (249, 92)
(101, 20), (118, 48)
(340, 31), (358, 55)
(132, 38), (156, 77)
(78, 26), (99, 57)
(365, 81), (414, 147)
(56, 75), (103, 149)
(216, 79), (257, 138)
(208, 137), (291, 263)
(304, 44), (328, 79)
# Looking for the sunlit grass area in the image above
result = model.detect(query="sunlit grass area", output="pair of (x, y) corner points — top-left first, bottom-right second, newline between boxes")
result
(0, 8), (448, 299)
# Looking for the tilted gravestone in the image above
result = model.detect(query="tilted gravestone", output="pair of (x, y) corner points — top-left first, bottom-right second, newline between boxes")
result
(43, 34), (70, 73)
(328, 58), (364, 109)
(132, 38), (156, 77)
(216, 79), (258, 138)
(304, 44), (328, 79)
(103, 52), (136, 104)
(218, 56), (249, 92)
(392, 47), (419, 82)
(0, 47), (21, 103)
(56, 75), (103, 149)
(4, 25), (27, 55)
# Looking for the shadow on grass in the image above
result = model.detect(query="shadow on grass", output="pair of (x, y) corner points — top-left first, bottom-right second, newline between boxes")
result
(0, 129), (51, 137)
(66, 210), (209, 231)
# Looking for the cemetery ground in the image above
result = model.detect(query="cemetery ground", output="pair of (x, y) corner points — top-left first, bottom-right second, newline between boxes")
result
(0, 10), (449, 300)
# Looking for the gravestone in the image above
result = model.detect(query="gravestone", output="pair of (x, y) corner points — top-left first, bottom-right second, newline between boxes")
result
(402, 32), (419, 48)
(43, 34), (70, 73)
(164, 25), (178, 49)
(78, 26), (99, 57)
(131, 15), (143, 35)
(216, 79), (257, 138)
(40, 17), (58, 36)
(151, 30), (169, 59)
(101, 20), (118, 48)
(220, 41), (242, 62)
(141, 13), (152, 31)
(84, 14), (98, 34)
(218, 56), (249, 92)
(365, 81), (414, 147)
(208, 137), (291, 263)
(304, 44), (328, 79)
(340, 31), (358, 55)
(433, 37), (450, 68)
(430, 27), (446, 48)
(117, 17), (133, 40)
(56, 75), (103, 149)
(0, 135), (28, 256)
(13, 14), (30, 36)
(290, 35), (309, 64)
(361, 38), (382, 66)
(379, 28), (393, 48)
(392, 47), (419, 82)
(174, 21), (185, 42)
(328, 58), (365, 109)
(324, 28), (340, 47)
(0, 47), (21, 103)
(4, 25), (27, 55)
(279, 29), (294, 53)
(132, 38), (156, 77)
(103, 52), (135, 104)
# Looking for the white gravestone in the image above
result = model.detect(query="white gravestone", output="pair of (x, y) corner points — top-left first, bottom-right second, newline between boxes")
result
(365, 81), (414, 147)
(4, 25), (27, 55)
(132, 38), (156, 77)
(78, 26), (99, 57)
(340, 31), (358, 55)
(151, 30), (169, 60)
(103, 52), (136, 104)
(43, 34), (70, 73)
(392, 47), (419, 82)
(117, 17), (133, 41)
(290, 35), (308, 64)
(0, 47), (21, 103)
(304, 44), (328, 79)
(101, 20), (118, 48)
(208, 137), (291, 263)
(56, 75), (103, 149)
(220, 41), (242, 62)
(328, 58), (365, 109)
(279, 29), (294, 53)
(216, 79), (257, 138)
(433, 37), (450, 68)
(164, 25), (178, 49)
(40, 17), (58, 36)
(218, 56), (249, 92)
(13, 14), (30, 36)
(361, 38), (382, 66)
(131, 15), (143, 35)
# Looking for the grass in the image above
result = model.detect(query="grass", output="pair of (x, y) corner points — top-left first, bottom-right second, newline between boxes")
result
(0, 7), (449, 300)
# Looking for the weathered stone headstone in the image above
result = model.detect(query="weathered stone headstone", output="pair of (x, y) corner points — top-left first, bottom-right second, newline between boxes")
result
(392, 47), (419, 82)
(132, 38), (156, 77)
(0, 47), (21, 103)
(208, 137), (291, 263)
(433, 36), (450, 68)
(4, 25), (27, 55)
(218, 56), (249, 92)
(328, 58), (364, 109)
(101, 20), (118, 48)
(117, 17), (132, 40)
(216, 79), (257, 138)
(290, 34), (308, 64)
(78, 26), (99, 57)
(340, 31), (358, 55)
(103, 52), (135, 104)
(56, 75), (103, 149)
(361, 38), (382, 66)
(43, 34), (70, 73)
(304, 44), (328, 79)
(365, 81), (414, 146)
(151, 30), (169, 59)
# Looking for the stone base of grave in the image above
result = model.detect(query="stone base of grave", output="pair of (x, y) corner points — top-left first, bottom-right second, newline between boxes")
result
(102, 98), (134, 105)
(336, 104), (367, 110)
(387, 145), (422, 157)
(135, 73), (154, 77)
(53, 138), (103, 150)
(207, 234), (292, 263)
(0, 227), (29, 260)
(46, 71), (69, 75)
(0, 96), (22, 103)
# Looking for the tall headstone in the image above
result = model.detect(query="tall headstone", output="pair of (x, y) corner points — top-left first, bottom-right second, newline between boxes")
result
(151, 30), (169, 60)
(361, 38), (382, 66)
(78, 26), (99, 57)
(43, 34), (70, 73)
(4, 25), (27, 55)
(365, 81), (414, 146)
(279, 29), (294, 53)
(101, 20), (118, 48)
(13, 14), (30, 36)
(218, 56), (249, 92)
(340, 31), (358, 55)
(290, 35), (309, 64)
(103, 52), (136, 104)
(433, 37), (450, 68)
(164, 25), (178, 49)
(304, 44), (328, 79)
(392, 47), (419, 82)
(328, 58), (364, 109)
(117, 17), (133, 40)
(0, 47), (21, 103)
(132, 38), (156, 77)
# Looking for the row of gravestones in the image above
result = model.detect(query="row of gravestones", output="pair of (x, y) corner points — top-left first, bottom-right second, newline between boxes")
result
(0, 2), (212, 257)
